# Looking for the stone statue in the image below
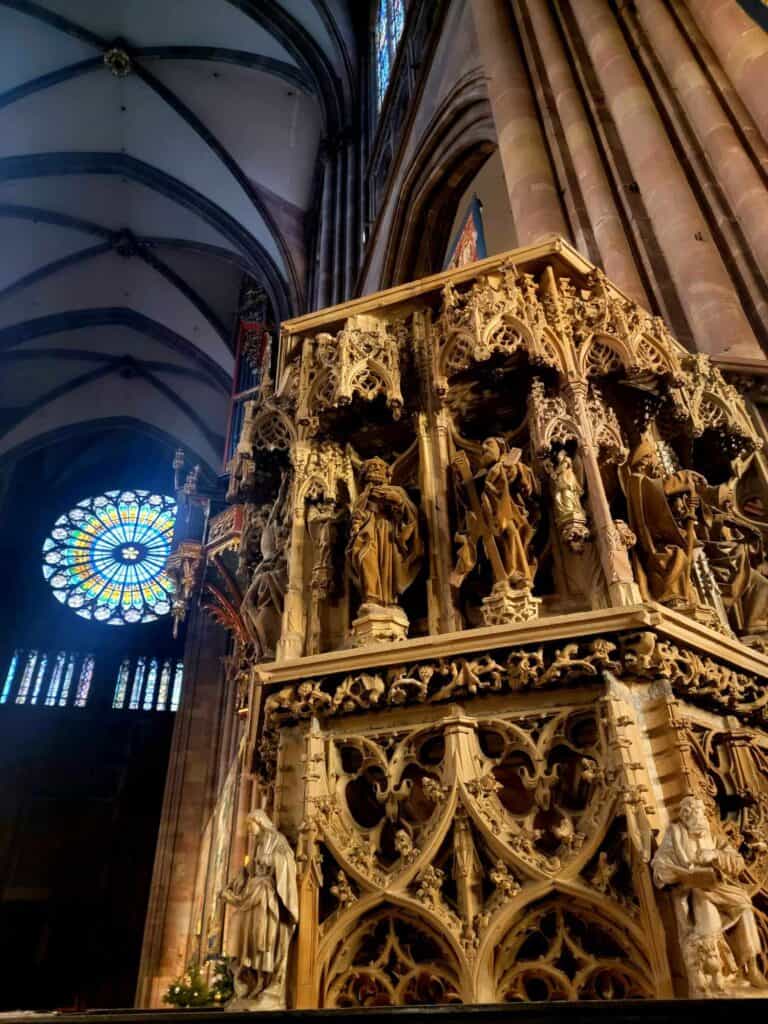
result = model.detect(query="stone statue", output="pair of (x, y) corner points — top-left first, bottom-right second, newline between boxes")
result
(452, 437), (540, 591)
(545, 450), (590, 552)
(652, 796), (766, 995)
(241, 483), (290, 659)
(222, 809), (299, 1010)
(622, 434), (702, 607)
(347, 457), (423, 643)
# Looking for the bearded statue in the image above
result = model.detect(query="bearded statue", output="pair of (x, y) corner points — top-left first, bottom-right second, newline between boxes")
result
(347, 457), (423, 610)
(652, 796), (767, 995)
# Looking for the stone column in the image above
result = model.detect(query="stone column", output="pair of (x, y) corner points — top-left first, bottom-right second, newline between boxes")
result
(570, 0), (763, 361)
(565, 377), (641, 608)
(279, 461), (308, 661)
(685, 0), (768, 146)
(414, 310), (461, 635)
(637, 0), (768, 310)
(522, 0), (648, 307)
(315, 146), (335, 310)
(469, 0), (569, 244)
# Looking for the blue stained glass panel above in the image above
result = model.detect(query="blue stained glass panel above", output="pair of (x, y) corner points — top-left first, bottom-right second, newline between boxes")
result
(376, 0), (405, 108)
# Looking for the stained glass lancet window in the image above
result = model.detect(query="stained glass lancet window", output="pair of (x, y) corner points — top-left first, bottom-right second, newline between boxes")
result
(171, 661), (184, 712)
(74, 656), (94, 707)
(30, 653), (48, 705)
(42, 490), (177, 625)
(156, 659), (172, 711)
(376, 0), (405, 108)
(129, 657), (146, 710)
(58, 654), (76, 707)
(45, 652), (66, 706)
(143, 659), (159, 710)
(113, 658), (131, 709)
(1, 650), (19, 704)
(16, 651), (38, 704)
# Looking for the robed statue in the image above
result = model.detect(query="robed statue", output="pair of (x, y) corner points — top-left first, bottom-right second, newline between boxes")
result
(240, 479), (289, 660)
(545, 450), (589, 552)
(622, 434), (702, 607)
(698, 482), (768, 637)
(347, 457), (423, 609)
(452, 437), (540, 591)
(652, 796), (766, 995)
(222, 809), (298, 1010)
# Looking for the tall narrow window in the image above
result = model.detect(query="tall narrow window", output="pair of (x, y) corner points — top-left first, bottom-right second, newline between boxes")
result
(129, 657), (146, 710)
(29, 653), (48, 705)
(74, 656), (94, 707)
(156, 659), (172, 711)
(58, 654), (76, 706)
(170, 660), (184, 712)
(113, 658), (131, 709)
(376, 0), (405, 108)
(143, 658), (159, 710)
(16, 651), (38, 704)
(1, 650), (19, 704)
(45, 651), (67, 706)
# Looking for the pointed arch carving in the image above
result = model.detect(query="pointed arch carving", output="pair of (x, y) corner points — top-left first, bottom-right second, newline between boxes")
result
(490, 892), (655, 1002)
(321, 903), (467, 1007)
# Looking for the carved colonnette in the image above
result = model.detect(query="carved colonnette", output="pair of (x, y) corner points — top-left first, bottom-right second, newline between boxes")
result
(175, 241), (768, 1007)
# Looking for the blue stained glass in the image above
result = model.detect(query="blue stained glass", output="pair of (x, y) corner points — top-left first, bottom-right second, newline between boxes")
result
(392, 0), (404, 37)
(58, 655), (76, 706)
(41, 489), (177, 625)
(1, 650), (19, 704)
(376, 0), (405, 108)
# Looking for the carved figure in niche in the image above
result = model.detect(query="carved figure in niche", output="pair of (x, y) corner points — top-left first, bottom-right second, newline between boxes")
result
(698, 485), (768, 637)
(221, 809), (298, 1010)
(622, 434), (702, 607)
(347, 457), (423, 643)
(241, 480), (289, 660)
(652, 796), (767, 995)
(545, 450), (590, 552)
(452, 438), (540, 623)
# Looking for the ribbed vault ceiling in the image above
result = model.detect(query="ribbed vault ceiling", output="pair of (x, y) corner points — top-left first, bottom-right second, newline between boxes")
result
(0, 0), (356, 472)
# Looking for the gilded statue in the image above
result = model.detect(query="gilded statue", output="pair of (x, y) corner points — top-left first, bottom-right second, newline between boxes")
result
(545, 450), (589, 552)
(452, 437), (540, 591)
(622, 434), (702, 607)
(222, 809), (298, 1010)
(652, 796), (766, 995)
(347, 457), (423, 610)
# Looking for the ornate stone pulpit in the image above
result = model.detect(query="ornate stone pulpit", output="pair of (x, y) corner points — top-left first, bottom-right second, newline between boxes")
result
(182, 240), (768, 1006)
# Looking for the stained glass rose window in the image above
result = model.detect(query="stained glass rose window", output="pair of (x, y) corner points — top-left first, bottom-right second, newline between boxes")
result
(42, 490), (176, 625)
